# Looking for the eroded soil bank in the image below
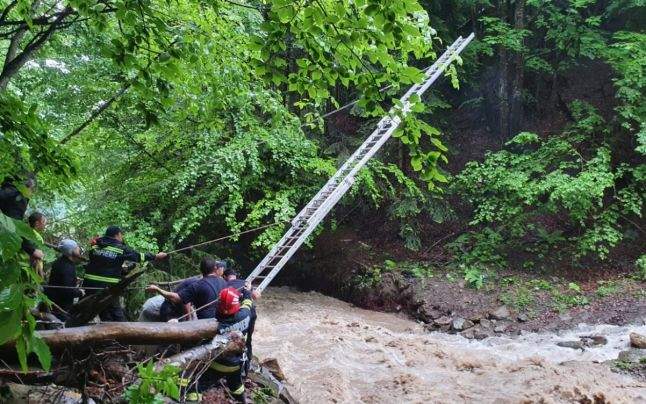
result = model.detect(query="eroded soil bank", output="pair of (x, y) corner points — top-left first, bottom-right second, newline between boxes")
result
(280, 226), (645, 340)
(254, 288), (646, 404)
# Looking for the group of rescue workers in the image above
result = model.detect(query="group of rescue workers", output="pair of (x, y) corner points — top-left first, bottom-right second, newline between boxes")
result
(1, 177), (258, 403)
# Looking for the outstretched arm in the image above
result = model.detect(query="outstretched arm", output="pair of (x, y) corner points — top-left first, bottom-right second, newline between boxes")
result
(146, 285), (182, 304)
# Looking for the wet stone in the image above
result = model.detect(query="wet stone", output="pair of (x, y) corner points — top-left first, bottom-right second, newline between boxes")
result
(557, 340), (584, 350)
(490, 305), (512, 321)
(618, 348), (646, 363)
(479, 319), (493, 329)
(581, 335), (608, 346)
(630, 332), (646, 349)
(434, 316), (452, 327)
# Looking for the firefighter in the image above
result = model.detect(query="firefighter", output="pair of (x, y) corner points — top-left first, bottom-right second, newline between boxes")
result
(224, 268), (260, 375)
(210, 287), (254, 403)
(0, 176), (35, 220)
(44, 239), (85, 321)
(23, 211), (47, 279)
(84, 225), (167, 321)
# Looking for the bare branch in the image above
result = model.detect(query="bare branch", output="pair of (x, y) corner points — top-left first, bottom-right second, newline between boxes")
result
(60, 83), (131, 144)
(0, 6), (73, 89)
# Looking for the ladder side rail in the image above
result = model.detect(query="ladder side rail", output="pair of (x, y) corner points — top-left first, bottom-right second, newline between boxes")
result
(310, 36), (469, 198)
(341, 35), (475, 182)
(246, 228), (299, 279)
(249, 178), (354, 283)
(411, 33), (475, 100)
(248, 34), (476, 287)
(290, 36), (469, 224)
(255, 179), (355, 291)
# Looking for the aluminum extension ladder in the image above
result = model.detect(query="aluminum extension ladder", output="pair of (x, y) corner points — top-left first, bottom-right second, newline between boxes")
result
(246, 33), (475, 292)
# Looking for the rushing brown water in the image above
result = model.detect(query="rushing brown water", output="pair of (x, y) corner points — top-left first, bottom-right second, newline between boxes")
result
(254, 287), (646, 403)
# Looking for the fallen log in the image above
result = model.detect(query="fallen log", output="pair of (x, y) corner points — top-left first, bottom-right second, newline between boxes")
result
(2, 320), (219, 352)
(65, 264), (148, 327)
(154, 333), (244, 372)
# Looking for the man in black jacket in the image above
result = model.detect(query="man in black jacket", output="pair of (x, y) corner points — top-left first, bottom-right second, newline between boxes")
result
(45, 239), (85, 321)
(0, 176), (34, 220)
(146, 258), (226, 320)
(85, 226), (167, 321)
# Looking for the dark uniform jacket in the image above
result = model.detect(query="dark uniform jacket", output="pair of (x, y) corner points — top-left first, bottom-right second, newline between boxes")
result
(178, 276), (227, 319)
(84, 236), (154, 288)
(0, 182), (28, 220)
(227, 279), (257, 321)
(159, 278), (199, 321)
(45, 256), (83, 311)
(215, 292), (253, 369)
(0, 182), (36, 256)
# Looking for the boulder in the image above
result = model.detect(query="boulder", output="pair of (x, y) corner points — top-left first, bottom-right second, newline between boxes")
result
(451, 317), (474, 332)
(557, 340), (584, 350)
(434, 316), (452, 327)
(260, 358), (286, 381)
(581, 335), (607, 346)
(630, 332), (646, 349)
(473, 327), (492, 340)
(618, 348), (646, 363)
(489, 306), (511, 321)
(460, 328), (476, 340)
(417, 303), (443, 323)
(517, 313), (529, 323)
(479, 318), (493, 329)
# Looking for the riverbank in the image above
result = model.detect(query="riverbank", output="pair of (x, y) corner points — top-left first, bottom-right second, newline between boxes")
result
(283, 226), (645, 340)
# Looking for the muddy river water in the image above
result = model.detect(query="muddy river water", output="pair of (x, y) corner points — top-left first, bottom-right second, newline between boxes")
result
(253, 287), (645, 403)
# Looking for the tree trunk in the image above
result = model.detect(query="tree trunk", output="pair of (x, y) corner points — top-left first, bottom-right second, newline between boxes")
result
(0, 7), (73, 90)
(65, 264), (148, 327)
(2, 320), (219, 351)
(496, 0), (510, 140)
(508, 0), (525, 136)
(154, 333), (244, 372)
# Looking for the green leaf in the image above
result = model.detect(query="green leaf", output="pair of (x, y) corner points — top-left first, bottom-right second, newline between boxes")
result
(15, 336), (27, 371)
(0, 310), (21, 345)
(30, 335), (52, 371)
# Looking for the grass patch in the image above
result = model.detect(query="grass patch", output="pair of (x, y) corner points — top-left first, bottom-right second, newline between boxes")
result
(500, 286), (534, 310)
(595, 280), (619, 297)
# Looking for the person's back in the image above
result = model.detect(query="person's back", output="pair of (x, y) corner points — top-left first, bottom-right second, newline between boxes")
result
(84, 226), (166, 322)
(85, 236), (139, 285)
(46, 255), (81, 309)
(159, 278), (199, 321)
(225, 271), (257, 375)
(44, 239), (84, 321)
(188, 276), (227, 319)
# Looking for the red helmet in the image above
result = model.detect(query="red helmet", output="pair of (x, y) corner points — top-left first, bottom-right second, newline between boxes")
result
(217, 287), (241, 316)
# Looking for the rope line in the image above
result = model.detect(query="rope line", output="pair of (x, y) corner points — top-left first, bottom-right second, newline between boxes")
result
(166, 221), (286, 255)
